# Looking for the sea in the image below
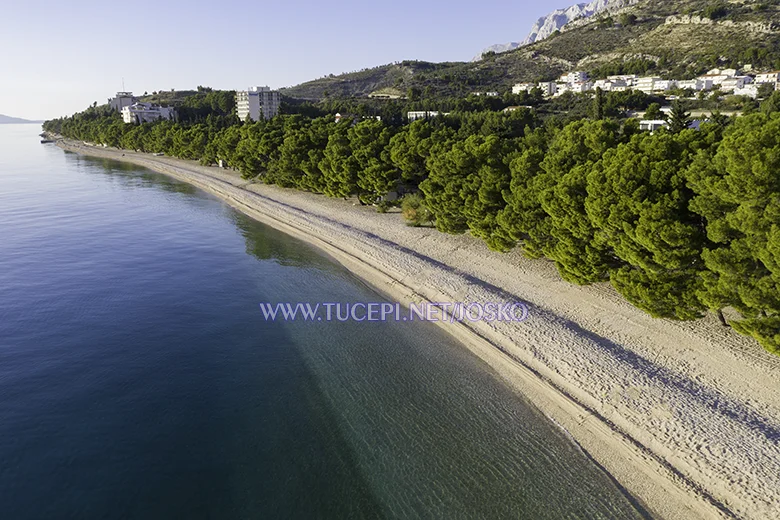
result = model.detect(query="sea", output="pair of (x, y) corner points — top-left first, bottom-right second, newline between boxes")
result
(0, 124), (646, 518)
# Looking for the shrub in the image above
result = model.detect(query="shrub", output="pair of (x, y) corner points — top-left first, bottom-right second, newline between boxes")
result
(703, 3), (729, 20)
(375, 200), (392, 213)
(619, 13), (637, 26)
(597, 16), (615, 28)
(401, 193), (434, 227)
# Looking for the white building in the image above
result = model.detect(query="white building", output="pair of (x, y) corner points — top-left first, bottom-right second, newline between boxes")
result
(593, 79), (627, 92)
(537, 81), (558, 97)
(720, 76), (753, 92)
(236, 86), (281, 122)
(708, 68), (737, 77)
(568, 82), (593, 93)
(734, 85), (760, 98)
(677, 79), (706, 92)
(697, 74), (730, 88)
(654, 80), (678, 92)
(607, 74), (637, 86)
(334, 113), (382, 123)
(121, 103), (175, 124)
(695, 77), (717, 90)
(502, 105), (533, 113)
(474, 91), (499, 97)
(559, 71), (589, 84)
(512, 83), (535, 94)
(407, 111), (449, 121)
(640, 120), (668, 132)
(756, 71), (780, 84)
(109, 92), (138, 112)
(635, 77), (661, 94)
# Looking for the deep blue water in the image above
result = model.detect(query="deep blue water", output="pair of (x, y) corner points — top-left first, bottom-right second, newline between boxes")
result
(0, 125), (644, 518)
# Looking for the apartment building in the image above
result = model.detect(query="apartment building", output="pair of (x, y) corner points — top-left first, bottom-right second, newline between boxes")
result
(236, 86), (282, 122)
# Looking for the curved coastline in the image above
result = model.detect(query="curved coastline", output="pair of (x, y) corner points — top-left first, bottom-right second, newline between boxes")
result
(57, 140), (780, 520)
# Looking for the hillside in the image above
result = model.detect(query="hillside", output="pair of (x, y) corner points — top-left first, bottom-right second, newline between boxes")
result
(282, 0), (780, 100)
(0, 114), (42, 124)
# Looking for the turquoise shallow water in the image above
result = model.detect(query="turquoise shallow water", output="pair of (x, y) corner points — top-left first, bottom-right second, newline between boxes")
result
(0, 125), (645, 518)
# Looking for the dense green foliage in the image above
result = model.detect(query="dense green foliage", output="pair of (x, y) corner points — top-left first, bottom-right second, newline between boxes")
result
(44, 100), (780, 354)
(688, 113), (780, 352)
(591, 58), (657, 79)
(176, 89), (237, 123)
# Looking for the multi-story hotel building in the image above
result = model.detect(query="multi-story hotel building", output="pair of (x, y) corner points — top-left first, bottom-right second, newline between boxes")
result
(236, 86), (281, 121)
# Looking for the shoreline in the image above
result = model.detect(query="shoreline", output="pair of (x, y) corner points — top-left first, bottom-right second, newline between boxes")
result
(57, 140), (780, 520)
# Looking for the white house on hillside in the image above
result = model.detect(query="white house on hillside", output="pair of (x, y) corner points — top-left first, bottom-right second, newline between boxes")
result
(121, 103), (175, 124)
(697, 73), (730, 88)
(511, 83), (535, 94)
(407, 111), (450, 121)
(559, 71), (589, 84)
(607, 74), (637, 86)
(677, 79), (706, 91)
(654, 80), (678, 92)
(635, 77), (661, 94)
(567, 82), (593, 93)
(640, 120), (668, 132)
(734, 85), (760, 98)
(756, 71), (780, 84)
(708, 68), (737, 77)
(720, 76), (753, 92)
(593, 79), (627, 92)
(109, 92), (138, 112)
(537, 81), (557, 97)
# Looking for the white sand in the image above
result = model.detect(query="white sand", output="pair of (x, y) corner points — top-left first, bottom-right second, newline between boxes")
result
(60, 141), (780, 520)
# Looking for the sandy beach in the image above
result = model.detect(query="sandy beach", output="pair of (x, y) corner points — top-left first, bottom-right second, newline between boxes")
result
(58, 140), (780, 520)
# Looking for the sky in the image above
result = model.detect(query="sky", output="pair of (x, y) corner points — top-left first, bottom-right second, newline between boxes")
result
(0, 0), (578, 120)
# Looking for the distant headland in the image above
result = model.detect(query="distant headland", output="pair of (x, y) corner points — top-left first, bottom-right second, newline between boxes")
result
(0, 114), (43, 124)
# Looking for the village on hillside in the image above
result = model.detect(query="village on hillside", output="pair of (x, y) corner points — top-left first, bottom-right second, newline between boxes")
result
(513, 68), (780, 100)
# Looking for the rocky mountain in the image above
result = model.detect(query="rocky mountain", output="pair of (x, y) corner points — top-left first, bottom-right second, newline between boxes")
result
(0, 114), (42, 124)
(284, 0), (780, 101)
(474, 0), (638, 60)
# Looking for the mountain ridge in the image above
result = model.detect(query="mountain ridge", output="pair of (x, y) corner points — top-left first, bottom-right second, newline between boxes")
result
(474, 0), (639, 61)
(0, 114), (43, 124)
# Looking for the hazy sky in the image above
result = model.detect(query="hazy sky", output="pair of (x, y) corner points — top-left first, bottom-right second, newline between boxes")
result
(1, 0), (576, 120)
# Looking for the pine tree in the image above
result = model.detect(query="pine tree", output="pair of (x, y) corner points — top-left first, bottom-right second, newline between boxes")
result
(349, 120), (398, 204)
(667, 101), (691, 133)
(421, 133), (514, 249)
(687, 113), (780, 353)
(586, 130), (709, 320)
(537, 120), (629, 284)
(320, 122), (358, 199)
(591, 87), (605, 120)
(388, 120), (433, 188)
(495, 128), (549, 256)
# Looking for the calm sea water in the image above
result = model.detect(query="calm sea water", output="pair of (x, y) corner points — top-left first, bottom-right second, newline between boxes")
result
(0, 125), (645, 519)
